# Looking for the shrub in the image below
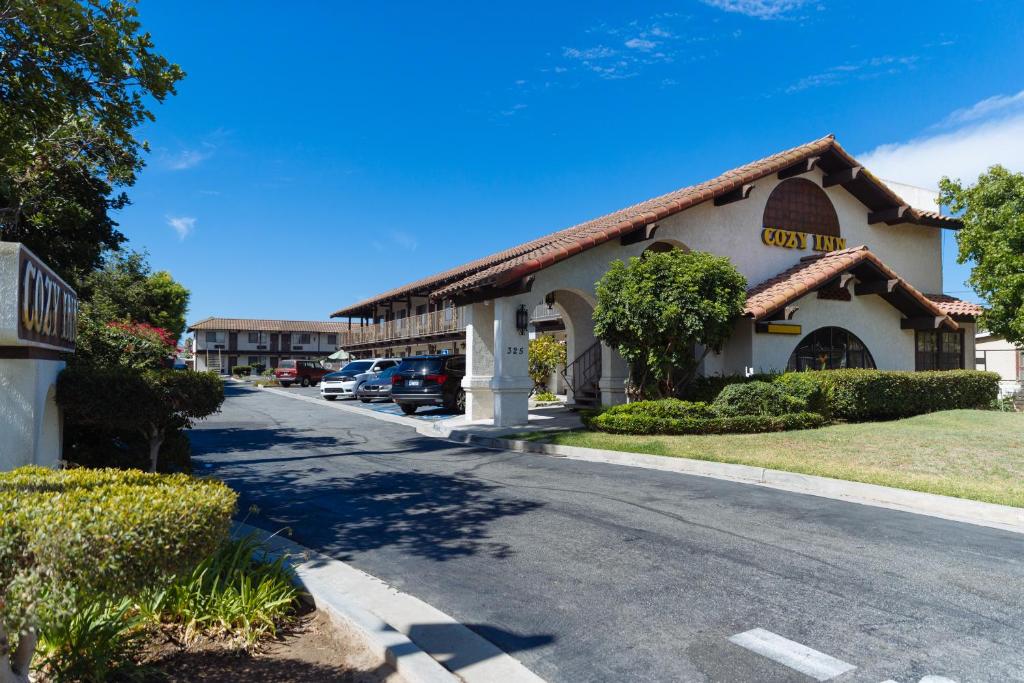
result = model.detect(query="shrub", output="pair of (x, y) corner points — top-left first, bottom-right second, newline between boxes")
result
(783, 369), (1000, 421)
(773, 372), (829, 416)
(680, 373), (778, 402)
(529, 336), (566, 392)
(143, 534), (300, 651)
(0, 467), (237, 676)
(600, 398), (718, 421)
(589, 410), (827, 435)
(75, 309), (178, 371)
(231, 365), (252, 377)
(532, 391), (559, 402)
(712, 381), (806, 417)
(58, 367), (224, 472)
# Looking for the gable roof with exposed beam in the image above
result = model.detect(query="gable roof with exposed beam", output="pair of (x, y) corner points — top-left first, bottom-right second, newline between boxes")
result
(331, 134), (960, 318)
(744, 245), (960, 329)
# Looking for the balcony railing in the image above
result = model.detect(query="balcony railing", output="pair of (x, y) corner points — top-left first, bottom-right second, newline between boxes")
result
(340, 307), (466, 347)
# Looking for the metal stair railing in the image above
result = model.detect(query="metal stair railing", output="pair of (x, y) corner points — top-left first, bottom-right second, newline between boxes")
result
(561, 341), (602, 395)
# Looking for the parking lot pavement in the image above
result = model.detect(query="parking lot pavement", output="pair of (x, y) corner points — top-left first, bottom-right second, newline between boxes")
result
(190, 384), (1024, 683)
(279, 384), (458, 421)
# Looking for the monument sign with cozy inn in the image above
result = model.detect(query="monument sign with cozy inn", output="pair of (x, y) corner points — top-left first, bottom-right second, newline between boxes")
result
(0, 242), (77, 470)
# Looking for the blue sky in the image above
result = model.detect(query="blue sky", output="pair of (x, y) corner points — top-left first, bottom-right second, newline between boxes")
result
(120, 0), (1024, 324)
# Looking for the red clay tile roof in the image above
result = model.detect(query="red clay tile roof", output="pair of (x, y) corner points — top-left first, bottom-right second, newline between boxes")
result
(186, 317), (351, 333)
(331, 134), (961, 317)
(925, 294), (984, 319)
(744, 245), (958, 329)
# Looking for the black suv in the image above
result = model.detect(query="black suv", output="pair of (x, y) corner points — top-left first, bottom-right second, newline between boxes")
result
(390, 354), (466, 415)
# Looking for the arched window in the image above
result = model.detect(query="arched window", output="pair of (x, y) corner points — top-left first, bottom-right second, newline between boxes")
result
(642, 240), (690, 255)
(763, 178), (841, 237)
(787, 327), (876, 371)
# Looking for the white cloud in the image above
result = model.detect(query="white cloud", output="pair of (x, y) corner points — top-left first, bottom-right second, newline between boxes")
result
(786, 55), (918, 93)
(858, 97), (1024, 188)
(166, 216), (196, 240)
(701, 0), (807, 19)
(625, 38), (657, 51)
(391, 231), (418, 251)
(936, 89), (1024, 128)
(162, 148), (212, 171)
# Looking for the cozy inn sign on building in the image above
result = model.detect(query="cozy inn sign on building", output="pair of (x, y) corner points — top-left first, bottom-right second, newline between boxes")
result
(761, 227), (847, 252)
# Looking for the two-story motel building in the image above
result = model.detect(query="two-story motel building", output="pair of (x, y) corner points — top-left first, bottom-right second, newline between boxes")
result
(326, 135), (983, 426)
(187, 318), (352, 373)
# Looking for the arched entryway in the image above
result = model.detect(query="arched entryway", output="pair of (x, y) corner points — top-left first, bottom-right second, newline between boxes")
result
(643, 239), (690, 255)
(544, 289), (601, 407)
(787, 326), (876, 371)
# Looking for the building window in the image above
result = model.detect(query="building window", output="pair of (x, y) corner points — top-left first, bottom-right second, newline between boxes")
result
(247, 356), (260, 366)
(298, 333), (311, 345)
(327, 334), (337, 345)
(915, 330), (964, 371)
(787, 327), (876, 371)
(763, 178), (841, 237)
(205, 331), (219, 342)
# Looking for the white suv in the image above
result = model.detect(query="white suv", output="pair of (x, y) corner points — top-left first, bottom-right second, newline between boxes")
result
(320, 358), (400, 401)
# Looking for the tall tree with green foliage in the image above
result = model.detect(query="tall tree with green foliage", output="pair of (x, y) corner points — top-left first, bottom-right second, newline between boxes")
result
(593, 250), (747, 399)
(81, 251), (191, 339)
(0, 0), (184, 283)
(940, 166), (1024, 345)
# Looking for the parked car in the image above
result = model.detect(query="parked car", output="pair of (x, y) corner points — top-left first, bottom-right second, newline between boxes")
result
(355, 366), (399, 403)
(320, 358), (400, 401)
(390, 354), (466, 415)
(274, 359), (330, 387)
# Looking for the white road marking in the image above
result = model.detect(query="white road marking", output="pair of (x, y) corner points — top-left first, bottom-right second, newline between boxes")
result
(729, 628), (857, 681)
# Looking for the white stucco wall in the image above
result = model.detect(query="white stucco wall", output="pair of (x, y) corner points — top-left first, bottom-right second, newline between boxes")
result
(0, 359), (64, 471)
(750, 293), (916, 372)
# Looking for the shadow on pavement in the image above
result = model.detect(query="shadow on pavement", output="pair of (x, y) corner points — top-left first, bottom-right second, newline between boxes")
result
(406, 622), (556, 672)
(229, 467), (542, 562)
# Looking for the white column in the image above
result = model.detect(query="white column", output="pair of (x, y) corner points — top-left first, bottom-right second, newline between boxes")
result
(0, 359), (64, 471)
(462, 302), (495, 421)
(491, 296), (533, 427)
(599, 343), (628, 406)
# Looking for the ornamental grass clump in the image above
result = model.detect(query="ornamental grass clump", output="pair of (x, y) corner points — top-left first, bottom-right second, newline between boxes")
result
(0, 467), (237, 681)
(143, 534), (301, 651)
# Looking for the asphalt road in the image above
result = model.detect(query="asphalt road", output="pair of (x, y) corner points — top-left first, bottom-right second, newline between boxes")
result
(189, 384), (1024, 683)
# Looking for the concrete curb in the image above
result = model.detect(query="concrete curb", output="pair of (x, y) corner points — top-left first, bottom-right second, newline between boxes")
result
(446, 431), (1024, 535)
(252, 385), (1024, 534)
(234, 523), (546, 683)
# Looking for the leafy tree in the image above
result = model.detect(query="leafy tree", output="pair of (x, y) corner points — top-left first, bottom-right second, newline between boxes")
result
(939, 166), (1024, 345)
(80, 251), (191, 339)
(0, 0), (184, 282)
(74, 310), (178, 370)
(58, 367), (224, 472)
(529, 335), (566, 392)
(593, 250), (747, 399)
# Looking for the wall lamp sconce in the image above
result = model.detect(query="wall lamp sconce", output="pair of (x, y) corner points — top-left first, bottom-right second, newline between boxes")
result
(545, 291), (556, 312)
(515, 304), (529, 335)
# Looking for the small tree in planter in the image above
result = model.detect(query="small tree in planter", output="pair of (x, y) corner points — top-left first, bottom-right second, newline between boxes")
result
(529, 335), (567, 394)
(58, 368), (224, 472)
(593, 250), (747, 399)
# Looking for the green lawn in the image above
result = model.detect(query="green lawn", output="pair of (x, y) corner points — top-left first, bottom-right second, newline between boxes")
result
(511, 410), (1024, 508)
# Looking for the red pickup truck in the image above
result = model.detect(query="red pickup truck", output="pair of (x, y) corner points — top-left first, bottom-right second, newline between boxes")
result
(274, 359), (330, 387)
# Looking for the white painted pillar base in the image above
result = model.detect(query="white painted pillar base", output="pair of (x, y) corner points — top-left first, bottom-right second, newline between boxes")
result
(599, 343), (628, 406)
(462, 302), (496, 422)
(490, 297), (532, 428)
(0, 359), (64, 471)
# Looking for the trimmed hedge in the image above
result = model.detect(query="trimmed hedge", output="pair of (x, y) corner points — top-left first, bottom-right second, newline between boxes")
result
(587, 410), (827, 435)
(712, 381), (806, 417)
(680, 373), (777, 402)
(231, 365), (253, 377)
(599, 398), (718, 421)
(798, 369), (1000, 421)
(0, 467), (237, 635)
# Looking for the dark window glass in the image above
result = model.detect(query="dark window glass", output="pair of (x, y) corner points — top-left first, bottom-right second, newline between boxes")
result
(915, 331), (964, 371)
(279, 360), (296, 369)
(446, 357), (466, 373)
(340, 361), (372, 374)
(787, 327), (876, 372)
(397, 358), (444, 374)
(327, 334), (337, 345)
